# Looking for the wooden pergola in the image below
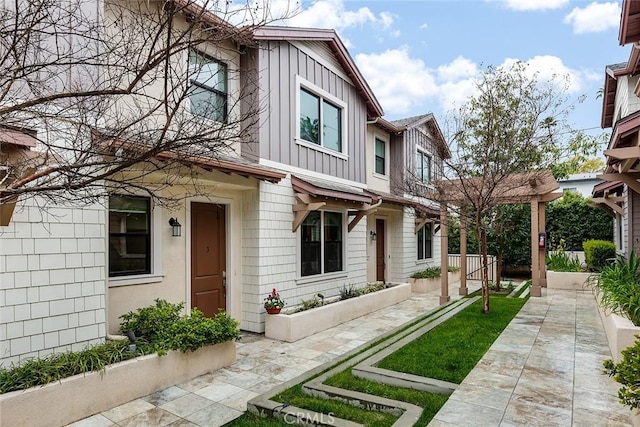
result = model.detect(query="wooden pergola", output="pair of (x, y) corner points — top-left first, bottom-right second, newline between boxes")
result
(430, 171), (563, 302)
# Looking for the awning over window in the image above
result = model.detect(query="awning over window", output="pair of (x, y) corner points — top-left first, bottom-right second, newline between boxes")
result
(0, 128), (37, 148)
(291, 175), (378, 232)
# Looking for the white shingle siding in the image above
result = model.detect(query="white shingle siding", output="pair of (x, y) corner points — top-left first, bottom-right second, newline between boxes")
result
(0, 198), (106, 366)
(240, 176), (369, 333)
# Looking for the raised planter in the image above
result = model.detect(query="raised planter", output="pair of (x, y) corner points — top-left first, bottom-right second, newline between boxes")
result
(0, 340), (236, 427)
(448, 271), (461, 284)
(409, 277), (440, 293)
(546, 271), (592, 290)
(596, 300), (640, 363)
(265, 283), (411, 342)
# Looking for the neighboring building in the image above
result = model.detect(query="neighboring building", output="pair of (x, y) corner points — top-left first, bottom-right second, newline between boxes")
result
(558, 173), (601, 198)
(594, 0), (640, 255)
(0, 6), (450, 365)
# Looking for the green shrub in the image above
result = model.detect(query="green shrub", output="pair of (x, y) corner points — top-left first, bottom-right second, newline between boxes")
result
(119, 299), (183, 343)
(604, 337), (640, 409)
(587, 251), (640, 325)
(119, 299), (240, 354)
(362, 282), (386, 294)
(0, 340), (136, 394)
(411, 267), (441, 279)
(583, 240), (616, 272)
(546, 251), (581, 272)
(447, 266), (461, 273)
(340, 284), (362, 300)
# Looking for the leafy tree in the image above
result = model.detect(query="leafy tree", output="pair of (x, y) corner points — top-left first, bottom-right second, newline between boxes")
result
(429, 62), (599, 314)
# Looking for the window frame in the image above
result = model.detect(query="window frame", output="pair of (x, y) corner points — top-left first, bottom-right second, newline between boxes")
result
(188, 49), (228, 123)
(374, 136), (387, 176)
(417, 223), (433, 261)
(295, 76), (348, 159)
(108, 194), (163, 286)
(416, 149), (432, 184)
(300, 210), (345, 278)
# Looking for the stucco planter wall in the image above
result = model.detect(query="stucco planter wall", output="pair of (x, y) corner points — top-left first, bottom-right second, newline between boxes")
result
(409, 277), (441, 293)
(448, 271), (461, 284)
(0, 341), (236, 427)
(596, 300), (640, 363)
(546, 271), (592, 290)
(265, 283), (411, 342)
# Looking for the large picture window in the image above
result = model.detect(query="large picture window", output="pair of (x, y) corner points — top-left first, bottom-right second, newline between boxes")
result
(189, 50), (228, 122)
(301, 211), (343, 276)
(109, 195), (151, 277)
(416, 151), (431, 184)
(299, 87), (343, 153)
(417, 223), (433, 260)
(375, 138), (386, 175)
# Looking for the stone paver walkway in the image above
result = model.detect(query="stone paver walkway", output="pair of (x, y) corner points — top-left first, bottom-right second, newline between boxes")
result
(68, 286), (631, 427)
(430, 289), (632, 426)
(68, 285), (471, 427)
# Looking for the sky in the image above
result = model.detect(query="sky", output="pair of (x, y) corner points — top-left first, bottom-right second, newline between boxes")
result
(227, 0), (630, 140)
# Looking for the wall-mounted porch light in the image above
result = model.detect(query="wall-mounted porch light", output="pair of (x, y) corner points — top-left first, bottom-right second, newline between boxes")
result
(169, 217), (182, 237)
(370, 230), (377, 241)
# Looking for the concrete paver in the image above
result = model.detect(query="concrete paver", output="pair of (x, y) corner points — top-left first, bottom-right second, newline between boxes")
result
(69, 286), (631, 427)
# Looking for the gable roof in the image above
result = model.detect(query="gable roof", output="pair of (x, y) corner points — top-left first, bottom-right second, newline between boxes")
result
(391, 113), (451, 159)
(600, 58), (640, 129)
(620, 0), (640, 46)
(251, 26), (384, 118)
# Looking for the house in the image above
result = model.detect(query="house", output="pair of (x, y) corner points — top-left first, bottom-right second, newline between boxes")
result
(0, 3), (451, 366)
(558, 173), (601, 198)
(594, 0), (640, 255)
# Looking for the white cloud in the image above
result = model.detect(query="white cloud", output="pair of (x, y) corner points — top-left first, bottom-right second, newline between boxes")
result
(563, 2), (620, 34)
(356, 47), (592, 117)
(500, 0), (569, 11)
(355, 47), (438, 114)
(419, 23), (429, 30)
(282, 0), (394, 31)
(437, 56), (478, 83)
(501, 55), (586, 92)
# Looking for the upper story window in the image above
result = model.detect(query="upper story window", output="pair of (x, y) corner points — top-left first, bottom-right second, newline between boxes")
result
(189, 50), (227, 122)
(109, 195), (151, 277)
(416, 150), (431, 184)
(417, 223), (433, 260)
(375, 138), (386, 175)
(300, 211), (344, 277)
(297, 77), (347, 155)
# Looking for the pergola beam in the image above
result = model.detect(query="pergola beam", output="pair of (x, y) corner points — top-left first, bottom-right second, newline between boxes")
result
(599, 172), (640, 194)
(604, 145), (640, 159)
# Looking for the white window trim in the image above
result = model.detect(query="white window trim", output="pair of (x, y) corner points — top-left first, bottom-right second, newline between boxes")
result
(187, 49), (229, 124)
(373, 134), (389, 179)
(297, 209), (346, 280)
(417, 223), (433, 261)
(295, 75), (348, 160)
(416, 147), (433, 186)
(108, 195), (163, 287)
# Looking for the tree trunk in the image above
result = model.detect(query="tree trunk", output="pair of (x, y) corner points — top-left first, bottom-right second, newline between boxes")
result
(495, 251), (502, 291)
(477, 219), (490, 314)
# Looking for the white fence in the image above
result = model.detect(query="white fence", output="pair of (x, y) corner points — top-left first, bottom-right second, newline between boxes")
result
(448, 254), (497, 282)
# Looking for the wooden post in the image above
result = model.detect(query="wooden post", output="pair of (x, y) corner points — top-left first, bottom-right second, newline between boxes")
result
(539, 201), (547, 288)
(530, 200), (541, 297)
(459, 210), (468, 296)
(440, 202), (450, 304)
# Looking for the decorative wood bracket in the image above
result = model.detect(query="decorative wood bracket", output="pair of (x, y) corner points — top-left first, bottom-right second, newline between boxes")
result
(537, 192), (563, 203)
(414, 217), (433, 234)
(591, 197), (624, 215)
(599, 172), (640, 195)
(292, 193), (326, 232)
(347, 200), (381, 232)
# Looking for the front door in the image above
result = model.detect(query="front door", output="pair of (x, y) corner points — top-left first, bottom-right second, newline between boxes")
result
(191, 203), (226, 317)
(376, 219), (385, 282)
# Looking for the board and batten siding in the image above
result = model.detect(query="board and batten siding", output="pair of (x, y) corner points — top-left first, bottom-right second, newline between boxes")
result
(406, 127), (444, 182)
(254, 40), (368, 184)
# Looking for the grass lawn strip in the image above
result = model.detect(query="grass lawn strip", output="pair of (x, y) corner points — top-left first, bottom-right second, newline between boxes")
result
(507, 280), (530, 298)
(350, 296), (480, 393)
(238, 298), (473, 426)
(376, 294), (528, 384)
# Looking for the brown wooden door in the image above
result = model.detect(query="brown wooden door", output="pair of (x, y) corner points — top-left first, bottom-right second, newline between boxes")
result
(376, 219), (385, 282)
(191, 203), (226, 317)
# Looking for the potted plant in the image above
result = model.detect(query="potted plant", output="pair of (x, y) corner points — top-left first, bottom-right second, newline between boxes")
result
(264, 288), (285, 314)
